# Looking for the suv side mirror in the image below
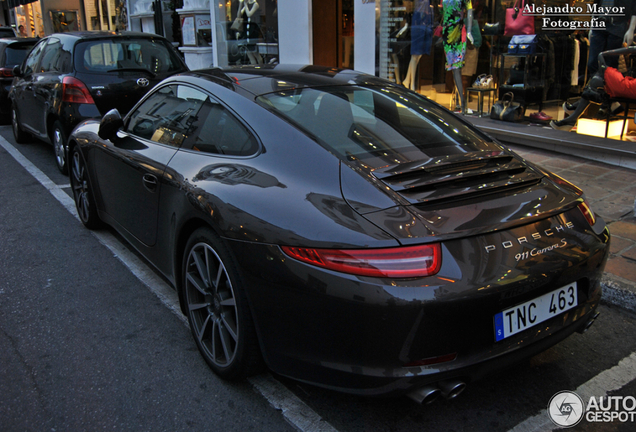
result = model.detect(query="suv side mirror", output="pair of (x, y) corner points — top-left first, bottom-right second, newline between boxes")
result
(12, 65), (23, 77)
(98, 109), (124, 140)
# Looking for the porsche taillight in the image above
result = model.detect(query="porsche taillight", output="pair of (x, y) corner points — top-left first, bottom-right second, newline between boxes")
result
(577, 200), (596, 227)
(62, 76), (95, 104)
(281, 244), (441, 278)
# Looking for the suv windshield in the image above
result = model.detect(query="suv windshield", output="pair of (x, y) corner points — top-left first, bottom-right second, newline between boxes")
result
(257, 85), (492, 162)
(74, 38), (183, 76)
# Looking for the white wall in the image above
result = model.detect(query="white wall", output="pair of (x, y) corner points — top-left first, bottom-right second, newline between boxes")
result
(277, 0), (312, 64)
(354, 0), (376, 74)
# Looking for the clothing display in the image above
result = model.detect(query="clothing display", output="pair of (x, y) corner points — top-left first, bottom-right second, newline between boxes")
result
(410, 0), (433, 56)
(604, 66), (636, 99)
(587, 0), (636, 76)
(240, 0), (261, 47)
(441, 0), (472, 70)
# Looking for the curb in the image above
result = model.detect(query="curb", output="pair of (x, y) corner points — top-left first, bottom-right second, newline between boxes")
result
(601, 274), (636, 313)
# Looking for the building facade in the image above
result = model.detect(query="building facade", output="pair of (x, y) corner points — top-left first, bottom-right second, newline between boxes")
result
(5, 0), (635, 140)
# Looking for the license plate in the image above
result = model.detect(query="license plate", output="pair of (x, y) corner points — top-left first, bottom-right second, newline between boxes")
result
(494, 283), (578, 342)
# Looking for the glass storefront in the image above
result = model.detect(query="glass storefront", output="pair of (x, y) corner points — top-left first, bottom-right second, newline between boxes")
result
(12, 0), (128, 36)
(376, 0), (606, 111)
(213, 0), (278, 66)
(83, 0), (128, 31)
(15, 3), (45, 38)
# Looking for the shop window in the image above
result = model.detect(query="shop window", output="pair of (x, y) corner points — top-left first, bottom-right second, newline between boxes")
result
(214, 0), (278, 66)
(83, 0), (128, 31)
(50, 11), (80, 33)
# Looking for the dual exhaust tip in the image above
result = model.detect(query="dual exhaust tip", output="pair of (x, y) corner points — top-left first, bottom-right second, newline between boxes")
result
(407, 311), (600, 404)
(577, 311), (600, 334)
(407, 380), (466, 405)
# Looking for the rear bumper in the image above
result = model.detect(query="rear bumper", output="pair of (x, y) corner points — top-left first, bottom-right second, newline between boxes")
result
(225, 210), (609, 396)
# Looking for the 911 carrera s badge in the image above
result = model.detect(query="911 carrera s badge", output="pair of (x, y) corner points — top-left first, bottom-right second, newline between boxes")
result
(514, 239), (568, 262)
(137, 78), (150, 87)
(484, 221), (575, 253)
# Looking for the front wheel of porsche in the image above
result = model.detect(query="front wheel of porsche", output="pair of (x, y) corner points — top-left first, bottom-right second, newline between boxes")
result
(70, 146), (102, 229)
(182, 228), (262, 380)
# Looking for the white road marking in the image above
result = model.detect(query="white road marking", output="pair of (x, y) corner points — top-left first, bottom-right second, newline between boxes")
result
(0, 134), (338, 432)
(509, 352), (636, 432)
(249, 375), (339, 432)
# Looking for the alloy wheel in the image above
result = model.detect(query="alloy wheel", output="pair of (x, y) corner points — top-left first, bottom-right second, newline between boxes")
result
(70, 147), (101, 229)
(185, 242), (239, 368)
(53, 125), (67, 174)
(72, 150), (90, 223)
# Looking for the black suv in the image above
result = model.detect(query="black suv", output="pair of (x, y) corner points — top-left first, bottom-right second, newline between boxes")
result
(0, 38), (38, 122)
(10, 31), (188, 174)
(0, 27), (17, 38)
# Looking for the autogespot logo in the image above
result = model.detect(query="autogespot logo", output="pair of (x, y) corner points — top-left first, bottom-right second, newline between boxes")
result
(548, 391), (585, 427)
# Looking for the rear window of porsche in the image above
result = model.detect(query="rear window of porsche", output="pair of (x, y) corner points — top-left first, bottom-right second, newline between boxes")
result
(257, 85), (491, 161)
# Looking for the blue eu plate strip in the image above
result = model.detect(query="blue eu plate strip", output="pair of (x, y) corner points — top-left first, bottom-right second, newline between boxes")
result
(494, 312), (505, 342)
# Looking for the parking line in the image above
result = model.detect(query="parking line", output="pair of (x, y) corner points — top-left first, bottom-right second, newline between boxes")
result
(509, 352), (636, 432)
(0, 135), (339, 432)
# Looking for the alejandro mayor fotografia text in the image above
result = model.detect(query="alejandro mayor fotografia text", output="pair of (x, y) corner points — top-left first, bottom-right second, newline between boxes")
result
(523, 3), (628, 30)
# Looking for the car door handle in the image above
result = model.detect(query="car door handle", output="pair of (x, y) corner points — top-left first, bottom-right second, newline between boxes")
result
(142, 174), (158, 192)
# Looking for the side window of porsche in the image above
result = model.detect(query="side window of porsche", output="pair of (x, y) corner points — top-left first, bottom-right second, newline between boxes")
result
(126, 84), (206, 147)
(184, 98), (258, 156)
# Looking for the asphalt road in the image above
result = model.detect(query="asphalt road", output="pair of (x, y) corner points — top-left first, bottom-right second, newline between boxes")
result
(1, 125), (636, 432)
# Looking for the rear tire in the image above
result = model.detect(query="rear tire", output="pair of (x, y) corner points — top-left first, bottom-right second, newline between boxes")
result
(52, 121), (68, 175)
(11, 104), (29, 144)
(182, 227), (263, 380)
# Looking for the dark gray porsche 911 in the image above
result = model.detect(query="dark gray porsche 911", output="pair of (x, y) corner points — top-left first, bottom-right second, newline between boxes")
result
(68, 65), (610, 403)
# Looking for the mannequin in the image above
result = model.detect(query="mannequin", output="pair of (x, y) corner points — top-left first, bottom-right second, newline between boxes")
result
(441, 0), (474, 113)
(587, 1), (635, 76)
(238, 0), (263, 64)
(403, 0), (434, 91)
(552, 47), (636, 131)
(564, 1), (635, 116)
(390, 16), (410, 85)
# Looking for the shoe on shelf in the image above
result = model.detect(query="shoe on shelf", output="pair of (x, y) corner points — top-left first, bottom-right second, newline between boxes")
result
(597, 102), (624, 118)
(562, 101), (577, 115)
(529, 112), (553, 121)
(472, 74), (486, 88)
(550, 120), (574, 132)
(480, 75), (493, 88)
(610, 102), (624, 115)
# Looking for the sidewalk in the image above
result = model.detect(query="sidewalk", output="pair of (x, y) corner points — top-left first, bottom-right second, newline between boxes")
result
(468, 117), (636, 312)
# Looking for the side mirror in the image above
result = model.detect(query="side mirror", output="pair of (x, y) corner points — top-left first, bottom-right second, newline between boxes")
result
(98, 109), (124, 140)
(12, 65), (23, 77)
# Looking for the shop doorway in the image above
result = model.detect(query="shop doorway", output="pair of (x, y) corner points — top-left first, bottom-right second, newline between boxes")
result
(312, 0), (353, 69)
